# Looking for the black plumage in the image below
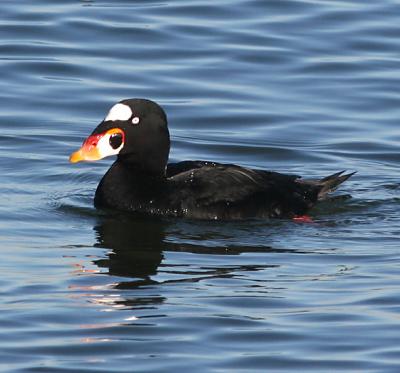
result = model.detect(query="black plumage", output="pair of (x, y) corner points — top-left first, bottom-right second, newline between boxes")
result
(70, 99), (355, 220)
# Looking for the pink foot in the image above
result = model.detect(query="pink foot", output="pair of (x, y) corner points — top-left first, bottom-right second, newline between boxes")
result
(293, 215), (314, 223)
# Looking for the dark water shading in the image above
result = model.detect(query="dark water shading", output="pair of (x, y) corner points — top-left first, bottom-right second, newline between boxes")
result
(1, 0), (400, 372)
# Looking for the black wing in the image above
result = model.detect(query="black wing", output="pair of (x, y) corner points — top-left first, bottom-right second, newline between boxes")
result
(166, 161), (315, 219)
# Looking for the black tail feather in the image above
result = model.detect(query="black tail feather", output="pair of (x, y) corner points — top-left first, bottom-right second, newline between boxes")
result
(317, 171), (356, 200)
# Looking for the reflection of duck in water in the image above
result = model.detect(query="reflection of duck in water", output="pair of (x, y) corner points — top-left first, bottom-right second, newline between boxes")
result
(70, 98), (355, 220)
(92, 215), (291, 287)
(93, 215), (164, 282)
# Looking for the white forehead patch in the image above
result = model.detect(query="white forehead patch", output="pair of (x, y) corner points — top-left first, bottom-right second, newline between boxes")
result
(105, 103), (132, 122)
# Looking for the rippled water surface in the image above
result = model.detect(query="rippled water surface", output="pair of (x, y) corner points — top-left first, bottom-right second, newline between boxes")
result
(1, 0), (400, 371)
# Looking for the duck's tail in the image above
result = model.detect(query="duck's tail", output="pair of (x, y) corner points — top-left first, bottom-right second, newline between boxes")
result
(316, 170), (356, 200)
(298, 170), (356, 200)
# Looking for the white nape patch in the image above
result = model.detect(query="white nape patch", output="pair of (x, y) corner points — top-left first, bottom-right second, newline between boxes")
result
(105, 103), (132, 122)
(132, 116), (140, 125)
(97, 133), (124, 158)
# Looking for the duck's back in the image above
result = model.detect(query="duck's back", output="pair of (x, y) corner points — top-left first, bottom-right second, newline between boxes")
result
(166, 161), (319, 220)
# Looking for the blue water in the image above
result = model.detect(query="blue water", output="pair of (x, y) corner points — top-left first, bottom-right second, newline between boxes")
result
(1, 0), (400, 371)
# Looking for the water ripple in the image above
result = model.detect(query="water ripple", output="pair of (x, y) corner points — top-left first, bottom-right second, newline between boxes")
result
(1, 0), (400, 371)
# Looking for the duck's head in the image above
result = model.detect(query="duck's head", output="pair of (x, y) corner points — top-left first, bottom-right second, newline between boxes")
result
(69, 99), (170, 175)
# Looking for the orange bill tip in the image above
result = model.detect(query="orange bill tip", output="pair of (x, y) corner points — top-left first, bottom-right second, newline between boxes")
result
(69, 149), (84, 163)
(69, 133), (103, 163)
(69, 145), (102, 163)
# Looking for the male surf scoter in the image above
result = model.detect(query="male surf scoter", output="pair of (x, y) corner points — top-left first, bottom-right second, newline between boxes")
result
(70, 99), (355, 220)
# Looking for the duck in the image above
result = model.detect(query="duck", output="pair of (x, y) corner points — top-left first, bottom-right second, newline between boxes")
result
(69, 98), (355, 220)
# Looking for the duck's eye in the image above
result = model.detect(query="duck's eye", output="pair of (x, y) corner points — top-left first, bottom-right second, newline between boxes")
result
(109, 133), (123, 149)
(132, 117), (140, 125)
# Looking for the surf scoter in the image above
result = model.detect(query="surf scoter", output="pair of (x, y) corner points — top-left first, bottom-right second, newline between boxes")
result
(70, 98), (355, 220)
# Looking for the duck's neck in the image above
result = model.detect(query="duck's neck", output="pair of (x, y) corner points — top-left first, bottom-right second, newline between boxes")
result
(117, 153), (167, 179)
(94, 158), (166, 211)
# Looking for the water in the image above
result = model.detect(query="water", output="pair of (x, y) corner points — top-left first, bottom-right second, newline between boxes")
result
(1, 0), (400, 371)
